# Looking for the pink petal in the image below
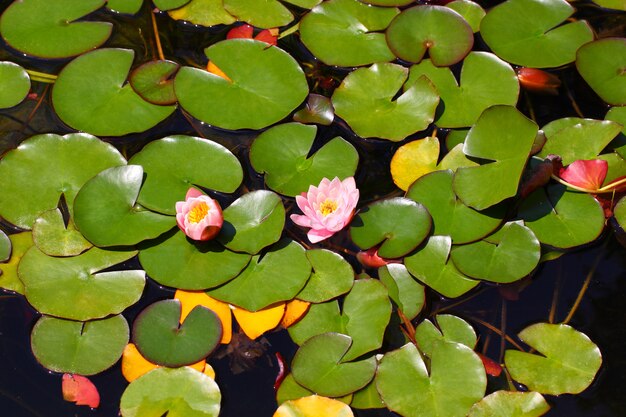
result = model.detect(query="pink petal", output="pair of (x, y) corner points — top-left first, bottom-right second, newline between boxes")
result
(290, 214), (312, 228)
(307, 227), (335, 243)
(62, 374), (100, 408)
(185, 187), (204, 199)
(559, 159), (608, 191)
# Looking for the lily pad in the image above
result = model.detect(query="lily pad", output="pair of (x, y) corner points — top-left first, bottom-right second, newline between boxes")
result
(107, 0), (143, 14)
(0, 232), (33, 294)
(378, 264), (425, 320)
(223, 0), (293, 28)
(376, 342), (486, 417)
(350, 197), (432, 258)
(591, 0), (626, 10)
(283, 0), (321, 7)
(0, 61), (30, 109)
(576, 38), (626, 106)
(291, 333), (377, 397)
(297, 249), (354, 303)
(480, 0), (593, 68)
(208, 239), (311, 311)
(350, 379), (385, 409)
(0, 133), (126, 230)
(133, 299), (222, 367)
(175, 39), (308, 130)
(453, 105), (538, 210)
(415, 314), (477, 358)
(138, 229), (251, 290)
(404, 236), (479, 298)
(249, 123), (358, 196)
(468, 391), (550, 417)
(120, 367), (221, 417)
(505, 323), (602, 395)
(293, 94), (335, 126)
(406, 52), (519, 128)
(31, 314), (129, 375)
(299, 0), (399, 67)
(129, 135), (243, 214)
(130, 60), (180, 105)
(447, 0), (485, 32)
(73, 165), (176, 247)
(0, 230), (10, 262)
(52, 48), (175, 136)
(154, 0), (191, 10)
(332, 63), (439, 141)
(615, 196), (626, 229)
(168, 0), (236, 26)
(32, 209), (92, 257)
(386, 5), (473, 66)
(274, 395), (354, 417)
(0, 0), (112, 58)
(19, 246), (143, 320)
(390, 135), (440, 191)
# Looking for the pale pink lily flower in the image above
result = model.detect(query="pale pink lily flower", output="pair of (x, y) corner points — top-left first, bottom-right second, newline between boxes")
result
(175, 188), (223, 241)
(290, 177), (359, 243)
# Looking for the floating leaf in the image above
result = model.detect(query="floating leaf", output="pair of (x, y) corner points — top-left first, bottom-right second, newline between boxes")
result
(480, 0), (593, 68)
(299, 0), (399, 67)
(350, 378), (385, 409)
(414, 314), (477, 358)
(281, 299), (311, 328)
(32, 209), (92, 257)
(130, 60), (180, 105)
(274, 395), (354, 417)
(282, 0), (321, 7)
(175, 290), (232, 344)
(576, 38), (626, 106)
(223, 0), (293, 28)
(154, 0), (191, 10)
(232, 303), (286, 340)
(107, 0), (143, 14)
(505, 323), (602, 395)
(0, 230), (10, 262)
(332, 63), (439, 141)
(468, 391), (550, 417)
(168, 0), (236, 26)
(615, 196), (626, 229)
(297, 249), (354, 303)
(250, 123), (358, 197)
(19, 246), (142, 320)
(293, 94), (334, 126)
(121, 343), (210, 383)
(447, 0), (485, 32)
(0, 232), (32, 293)
(591, 0), (626, 10)
(378, 264), (424, 320)
(31, 315), (129, 375)
(0, 61), (30, 109)
(390, 135), (440, 191)
(62, 374), (100, 408)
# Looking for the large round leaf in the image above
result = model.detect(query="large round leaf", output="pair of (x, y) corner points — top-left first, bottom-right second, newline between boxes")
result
(406, 52), (519, 128)
(291, 333), (377, 397)
(350, 197), (432, 258)
(129, 135), (243, 214)
(0, 232), (33, 294)
(0, 0), (112, 58)
(249, 123), (359, 196)
(332, 63), (439, 141)
(52, 48), (176, 136)
(576, 38), (626, 106)
(468, 391), (550, 417)
(168, 0), (236, 26)
(208, 239), (311, 311)
(138, 229), (251, 290)
(31, 315), (129, 375)
(378, 264), (424, 321)
(376, 342), (486, 417)
(299, 0), (399, 67)
(504, 323), (602, 395)
(120, 367), (221, 417)
(414, 314), (477, 358)
(480, 0), (593, 68)
(0, 133), (126, 229)
(32, 209), (92, 257)
(73, 165), (176, 247)
(133, 299), (222, 367)
(297, 249), (354, 303)
(0, 61), (30, 109)
(386, 5), (473, 66)
(223, 0), (293, 28)
(19, 246), (143, 320)
(175, 39), (308, 130)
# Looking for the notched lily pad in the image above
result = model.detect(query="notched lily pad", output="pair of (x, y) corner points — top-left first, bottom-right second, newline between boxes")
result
(130, 60), (180, 105)
(293, 94), (335, 126)
(297, 249), (354, 303)
(415, 314), (477, 358)
(378, 264), (424, 320)
(0, 61), (30, 109)
(32, 209), (92, 257)
(576, 38), (626, 106)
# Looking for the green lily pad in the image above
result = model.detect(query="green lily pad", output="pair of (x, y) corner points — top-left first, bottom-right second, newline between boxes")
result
(453, 105), (538, 210)
(447, 0), (485, 32)
(288, 301), (342, 344)
(591, 0), (626, 10)
(133, 299), (222, 367)
(249, 123), (358, 196)
(0, 133), (126, 230)
(404, 236), (479, 298)
(0, 232), (33, 294)
(73, 165), (176, 247)
(138, 229), (251, 290)
(293, 94), (335, 126)
(378, 264), (424, 320)
(208, 239), (311, 311)
(276, 374), (353, 405)
(168, 0), (236, 26)
(606, 106), (626, 159)
(32, 209), (92, 257)
(332, 63), (439, 141)
(297, 249), (354, 303)
(130, 60), (180, 105)
(223, 0), (293, 28)
(129, 135), (243, 214)
(120, 367), (221, 417)
(107, 0), (143, 14)
(175, 39), (308, 130)
(450, 222), (540, 283)
(350, 378), (385, 409)
(0, 61), (30, 109)
(576, 38), (626, 106)
(31, 314), (129, 375)
(406, 52), (519, 128)
(52, 48), (175, 136)
(406, 170), (503, 244)
(0, 0), (112, 58)
(446, 129), (469, 150)
(291, 333), (377, 397)
(299, 0), (399, 67)
(615, 196), (626, 229)
(518, 184), (605, 249)
(376, 342), (486, 417)
(283, 0), (321, 7)
(19, 246), (143, 320)
(415, 314), (477, 358)
(439, 143), (479, 172)
(359, 0), (412, 4)
(480, 0), (593, 68)
(386, 5), (473, 66)
(154, 0), (191, 10)
(0, 230), (10, 262)
(468, 391), (550, 417)
(505, 323), (602, 395)
(218, 190), (285, 254)
(350, 197), (432, 258)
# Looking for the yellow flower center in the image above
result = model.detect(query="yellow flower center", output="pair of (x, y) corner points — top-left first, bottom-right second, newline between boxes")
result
(319, 199), (338, 216)
(188, 202), (209, 223)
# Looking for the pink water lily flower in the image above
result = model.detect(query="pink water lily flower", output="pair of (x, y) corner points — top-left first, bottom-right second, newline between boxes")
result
(176, 188), (223, 241)
(290, 177), (359, 243)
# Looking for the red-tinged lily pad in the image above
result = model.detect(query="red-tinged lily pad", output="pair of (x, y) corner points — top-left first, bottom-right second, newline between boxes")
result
(274, 395), (354, 417)
(130, 60), (180, 105)
(414, 314), (477, 358)
(0, 0), (112, 58)
(32, 209), (92, 257)
(0, 61), (30, 109)
(62, 374), (100, 408)
(468, 391), (550, 417)
(223, 0), (293, 28)
(167, 0), (236, 26)
(0, 232), (33, 294)
(297, 249), (354, 303)
(31, 314), (129, 375)
(378, 264), (424, 321)
(293, 94), (334, 126)
(559, 159), (608, 191)
(133, 300), (222, 367)
(576, 38), (626, 106)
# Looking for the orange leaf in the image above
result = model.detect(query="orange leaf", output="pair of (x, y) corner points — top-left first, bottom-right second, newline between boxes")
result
(255, 29), (278, 46)
(273, 395), (353, 417)
(62, 374), (100, 408)
(477, 353), (503, 377)
(517, 67), (561, 95)
(232, 303), (285, 340)
(280, 299), (310, 328)
(175, 290), (232, 343)
(206, 61), (231, 82)
(227, 24), (254, 40)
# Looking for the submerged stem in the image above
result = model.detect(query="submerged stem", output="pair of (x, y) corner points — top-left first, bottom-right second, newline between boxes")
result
(468, 315), (526, 352)
(151, 10), (165, 61)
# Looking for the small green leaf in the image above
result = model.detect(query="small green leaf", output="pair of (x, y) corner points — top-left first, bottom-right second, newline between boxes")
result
(468, 391), (550, 417)
(0, 230), (10, 262)
(223, 0), (293, 28)
(447, 0), (485, 32)
(107, 0), (144, 14)
(167, 0), (235, 26)
(293, 94), (335, 126)
(0, 61), (30, 109)
(129, 60), (180, 105)
(297, 249), (354, 303)
(415, 314), (477, 357)
(32, 209), (92, 257)
(378, 264), (424, 320)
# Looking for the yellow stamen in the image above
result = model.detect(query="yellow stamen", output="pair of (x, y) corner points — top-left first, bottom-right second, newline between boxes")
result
(319, 199), (338, 216)
(188, 202), (209, 223)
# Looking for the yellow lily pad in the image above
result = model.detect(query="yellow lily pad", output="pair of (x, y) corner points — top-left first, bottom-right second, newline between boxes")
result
(232, 303), (286, 340)
(390, 135), (440, 191)
(274, 395), (354, 417)
(281, 299), (311, 328)
(122, 343), (210, 383)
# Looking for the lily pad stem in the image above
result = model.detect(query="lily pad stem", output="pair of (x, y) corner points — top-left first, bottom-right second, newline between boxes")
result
(151, 10), (165, 61)
(26, 69), (56, 83)
(467, 315), (526, 352)
(551, 174), (626, 193)
(397, 308), (417, 346)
